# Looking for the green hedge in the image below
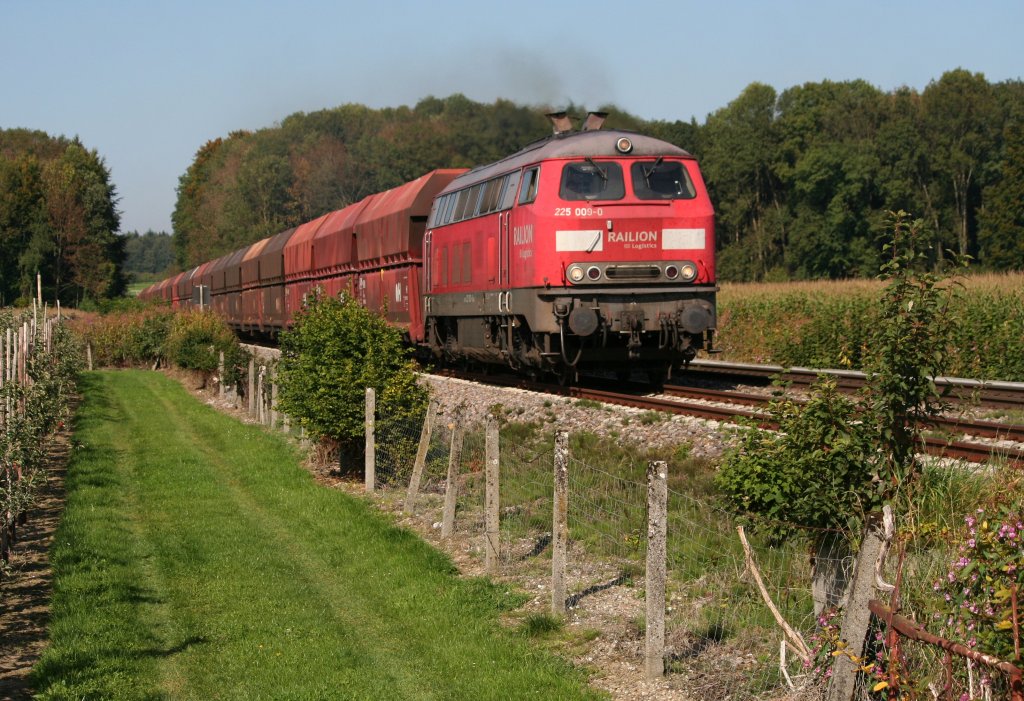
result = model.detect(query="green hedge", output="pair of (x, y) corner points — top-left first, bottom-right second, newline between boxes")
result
(71, 308), (247, 383)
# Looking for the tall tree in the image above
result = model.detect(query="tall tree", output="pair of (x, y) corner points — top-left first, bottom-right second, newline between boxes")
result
(123, 230), (175, 277)
(0, 154), (46, 304)
(41, 143), (124, 300)
(0, 130), (123, 303)
(977, 118), (1024, 269)
(775, 80), (887, 278)
(922, 69), (1000, 258)
(700, 82), (784, 279)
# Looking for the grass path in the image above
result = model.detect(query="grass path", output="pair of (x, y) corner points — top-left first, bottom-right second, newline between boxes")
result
(33, 371), (600, 700)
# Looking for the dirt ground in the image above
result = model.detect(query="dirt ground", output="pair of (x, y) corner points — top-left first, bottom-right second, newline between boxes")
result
(0, 432), (70, 701)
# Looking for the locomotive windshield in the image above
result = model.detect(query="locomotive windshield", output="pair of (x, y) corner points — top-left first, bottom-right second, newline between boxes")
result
(560, 161), (625, 201)
(631, 161), (697, 200)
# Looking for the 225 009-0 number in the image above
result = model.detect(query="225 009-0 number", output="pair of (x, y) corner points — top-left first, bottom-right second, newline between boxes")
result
(554, 207), (604, 217)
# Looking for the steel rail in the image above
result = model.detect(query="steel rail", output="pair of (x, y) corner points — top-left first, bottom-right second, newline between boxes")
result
(660, 385), (1024, 443)
(435, 369), (1024, 467)
(680, 359), (1024, 410)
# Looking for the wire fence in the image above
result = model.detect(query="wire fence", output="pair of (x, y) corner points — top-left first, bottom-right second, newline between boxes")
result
(375, 409), (429, 489)
(358, 398), (826, 698)
(343, 389), (1024, 700)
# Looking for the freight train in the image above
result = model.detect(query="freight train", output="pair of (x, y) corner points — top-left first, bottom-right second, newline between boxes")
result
(140, 112), (717, 383)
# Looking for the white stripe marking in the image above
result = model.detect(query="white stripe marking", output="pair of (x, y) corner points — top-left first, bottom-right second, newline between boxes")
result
(662, 228), (706, 250)
(556, 230), (604, 252)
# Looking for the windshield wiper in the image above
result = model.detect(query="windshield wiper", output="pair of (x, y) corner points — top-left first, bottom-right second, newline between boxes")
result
(585, 157), (607, 181)
(643, 157), (664, 183)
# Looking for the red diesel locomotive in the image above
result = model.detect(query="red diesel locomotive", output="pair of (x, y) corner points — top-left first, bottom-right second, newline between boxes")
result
(140, 112), (717, 381)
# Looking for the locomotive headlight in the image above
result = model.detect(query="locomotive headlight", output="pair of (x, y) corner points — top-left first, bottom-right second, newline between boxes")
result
(568, 265), (585, 283)
(615, 137), (633, 154)
(587, 266), (602, 280)
(679, 262), (698, 282)
(664, 265), (679, 280)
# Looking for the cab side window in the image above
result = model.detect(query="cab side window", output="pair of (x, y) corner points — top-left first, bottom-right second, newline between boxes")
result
(518, 167), (540, 205)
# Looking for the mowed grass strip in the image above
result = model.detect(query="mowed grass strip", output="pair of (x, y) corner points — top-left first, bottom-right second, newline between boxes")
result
(34, 371), (601, 700)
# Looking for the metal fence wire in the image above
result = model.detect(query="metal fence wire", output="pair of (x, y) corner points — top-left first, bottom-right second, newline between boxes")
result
(497, 435), (553, 569)
(363, 398), (1024, 700)
(663, 487), (850, 700)
(404, 406), (455, 514)
(374, 409), (426, 488)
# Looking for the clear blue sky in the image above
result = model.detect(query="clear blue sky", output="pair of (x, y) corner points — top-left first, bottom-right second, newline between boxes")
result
(3, 0), (1022, 235)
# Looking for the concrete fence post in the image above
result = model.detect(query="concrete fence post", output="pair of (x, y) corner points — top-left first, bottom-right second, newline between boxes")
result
(405, 400), (439, 513)
(270, 380), (278, 429)
(86, 342), (93, 371)
(645, 459), (668, 679)
(218, 351), (225, 399)
(257, 366), (265, 424)
(552, 430), (569, 616)
(247, 358), (255, 416)
(364, 388), (375, 493)
(827, 514), (885, 701)
(440, 411), (465, 539)
(484, 415), (500, 574)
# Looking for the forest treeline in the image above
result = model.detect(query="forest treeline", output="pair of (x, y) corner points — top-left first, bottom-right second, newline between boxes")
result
(0, 129), (125, 305)
(3, 69), (1021, 305)
(173, 69), (1023, 280)
(700, 70), (1024, 279)
(123, 230), (175, 280)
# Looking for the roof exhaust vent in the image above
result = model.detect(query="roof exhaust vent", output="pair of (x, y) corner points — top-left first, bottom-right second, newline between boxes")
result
(546, 111), (574, 135)
(582, 112), (608, 131)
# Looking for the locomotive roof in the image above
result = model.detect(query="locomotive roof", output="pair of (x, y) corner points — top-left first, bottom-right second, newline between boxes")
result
(445, 130), (693, 191)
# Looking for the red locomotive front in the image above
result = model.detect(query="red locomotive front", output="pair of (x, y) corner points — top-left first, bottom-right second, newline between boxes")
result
(424, 114), (717, 381)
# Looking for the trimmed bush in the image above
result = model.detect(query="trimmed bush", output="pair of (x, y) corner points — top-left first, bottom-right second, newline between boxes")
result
(164, 309), (244, 377)
(72, 308), (175, 367)
(276, 292), (427, 447)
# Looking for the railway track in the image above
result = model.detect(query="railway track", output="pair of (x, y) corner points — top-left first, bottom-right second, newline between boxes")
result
(577, 385), (1024, 467)
(437, 368), (1024, 468)
(659, 384), (1024, 444)
(679, 359), (1024, 411)
(247, 343), (1024, 466)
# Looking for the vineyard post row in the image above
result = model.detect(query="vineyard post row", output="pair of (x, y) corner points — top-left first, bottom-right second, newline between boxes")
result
(1, 304), (63, 568)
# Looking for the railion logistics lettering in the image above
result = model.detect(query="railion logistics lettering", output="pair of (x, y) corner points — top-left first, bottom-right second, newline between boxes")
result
(513, 224), (534, 245)
(608, 231), (658, 244)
